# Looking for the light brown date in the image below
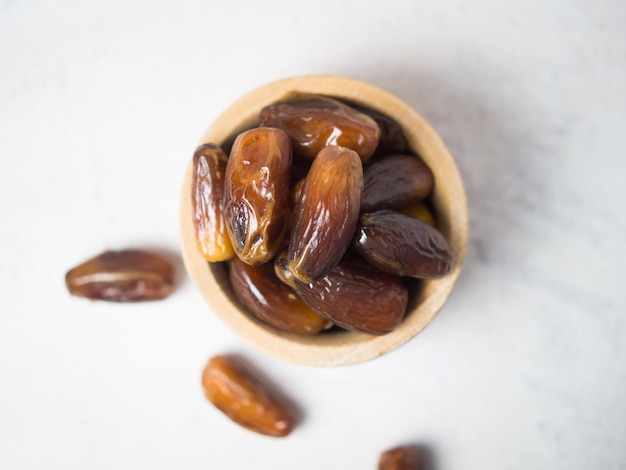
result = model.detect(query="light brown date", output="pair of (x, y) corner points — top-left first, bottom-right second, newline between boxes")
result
(294, 255), (408, 335)
(288, 146), (363, 283)
(354, 211), (452, 278)
(192, 143), (234, 262)
(260, 94), (381, 162)
(400, 202), (435, 226)
(229, 256), (331, 335)
(379, 446), (423, 470)
(223, 127), (292, 264)
(65, 250), (174, 302)
(201, 355), (295, 437)
(361, 154), (433, 213)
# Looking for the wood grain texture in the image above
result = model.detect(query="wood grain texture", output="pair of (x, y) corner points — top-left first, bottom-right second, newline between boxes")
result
(179, 75), (469, 366)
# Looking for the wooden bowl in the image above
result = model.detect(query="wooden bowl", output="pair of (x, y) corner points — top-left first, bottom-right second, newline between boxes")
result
(180, 76), (468, 366)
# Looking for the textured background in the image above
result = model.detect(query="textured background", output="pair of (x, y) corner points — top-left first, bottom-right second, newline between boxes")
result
(1, 1), (625, 469)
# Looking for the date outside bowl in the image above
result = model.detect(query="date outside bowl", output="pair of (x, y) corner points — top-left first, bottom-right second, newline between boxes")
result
(180, 75), (469, 366)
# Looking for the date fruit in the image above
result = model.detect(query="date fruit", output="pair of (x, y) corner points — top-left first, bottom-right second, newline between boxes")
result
(400, 202), (435, 226)
(361, 154), (433, 213)
(354, 211), (452, 279)
(65, 250), (174, 302)
(379, 446), (423, 470)
(192, 143), (234, 262)
(229, 257), (331, 335)
(260, 94), (381, 162)
(288, 146), (363, 283)
(223, 127), (292, 264)
(294, 255), (408, 335)
(201, 355), (295, 437)
(354, 105), (410, 155)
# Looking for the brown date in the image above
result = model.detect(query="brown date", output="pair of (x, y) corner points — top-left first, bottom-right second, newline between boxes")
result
(201, 355), (295, 437)
(223, 127), (292, 264)
(288, 146), (363, 283)
(191, 143), (234, 262)
(294, 255), (408, 335)
(229, 256), (331, 335)
(361, 154), (433, 213)
(354, 211), (452, 279)
(260, 94), (381, 162)
(379, 446), (423, 470)
(353, 105), (410, 155)
(65, 250), (174, 302)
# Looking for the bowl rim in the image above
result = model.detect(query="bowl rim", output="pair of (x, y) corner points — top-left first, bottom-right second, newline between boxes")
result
(180, 75), (469, 366)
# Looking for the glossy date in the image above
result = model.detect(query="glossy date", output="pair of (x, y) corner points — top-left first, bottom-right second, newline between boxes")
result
(202, 355), (295, 437)
(260, 94), (380, 162)
(223, 127), (292, 264)
(65, 250), (174, 302)
(294, 255), (408, 335)
(229, 256), (331, 335)
(361, 154), (433, 213)
(192, 143), (234, 262)
(288, 146), (363, 283)
(354, 211), (452, 279)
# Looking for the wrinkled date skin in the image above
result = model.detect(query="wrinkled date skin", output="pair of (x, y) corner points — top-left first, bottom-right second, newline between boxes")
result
(378, 446), (423, 470)
(260, 94), (381, 162)
(361, 154), (433, 213)
(201, 355), (295, 437)
(229, 257), (331, 335)
(65, 250), (174, 302)
(294, 255), (408, 335)
(288, 146), (363, 283)
(223, 127), (292, 264)
(192, 143), (234, 262)
(354, 211), (452, 279)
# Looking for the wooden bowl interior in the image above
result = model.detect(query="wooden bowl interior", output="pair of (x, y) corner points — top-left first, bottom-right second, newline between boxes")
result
(180, 76), (468, 366)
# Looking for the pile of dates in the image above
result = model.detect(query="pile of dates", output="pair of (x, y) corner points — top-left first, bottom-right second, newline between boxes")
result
(191, 93), (452, 336)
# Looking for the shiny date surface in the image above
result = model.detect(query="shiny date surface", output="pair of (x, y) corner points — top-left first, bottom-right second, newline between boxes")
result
(353, 105), (410, 156)
(201, 356), (295, 437)
(192, 143), (234, 262)
(260, 94), (380, 162)
(294, 255), (408, 335)
(65, 250), (174, 302)
(288, 146), (363, 283)
(223, 127), (292, 264)
(229, 257), (331, 335)
(354, 211), (452, 279)
(361, 154), (433, 213)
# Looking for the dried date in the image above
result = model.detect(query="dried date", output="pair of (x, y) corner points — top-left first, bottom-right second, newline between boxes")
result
(229, 257), (331, 335)
(361, 154), (433, 213)
(260, 94), (380, 162)
(65, 250), (174, 302)
(379, 446), (423, 470)
(223, 127), (292, 264)
(354, 211), (452, 278)
(201, 355), (295, 437)
(191, 143), (234, 262)
(288, 146), (363, 283)
(294, 255), (408, 335)
(353, 105), (410, 155)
